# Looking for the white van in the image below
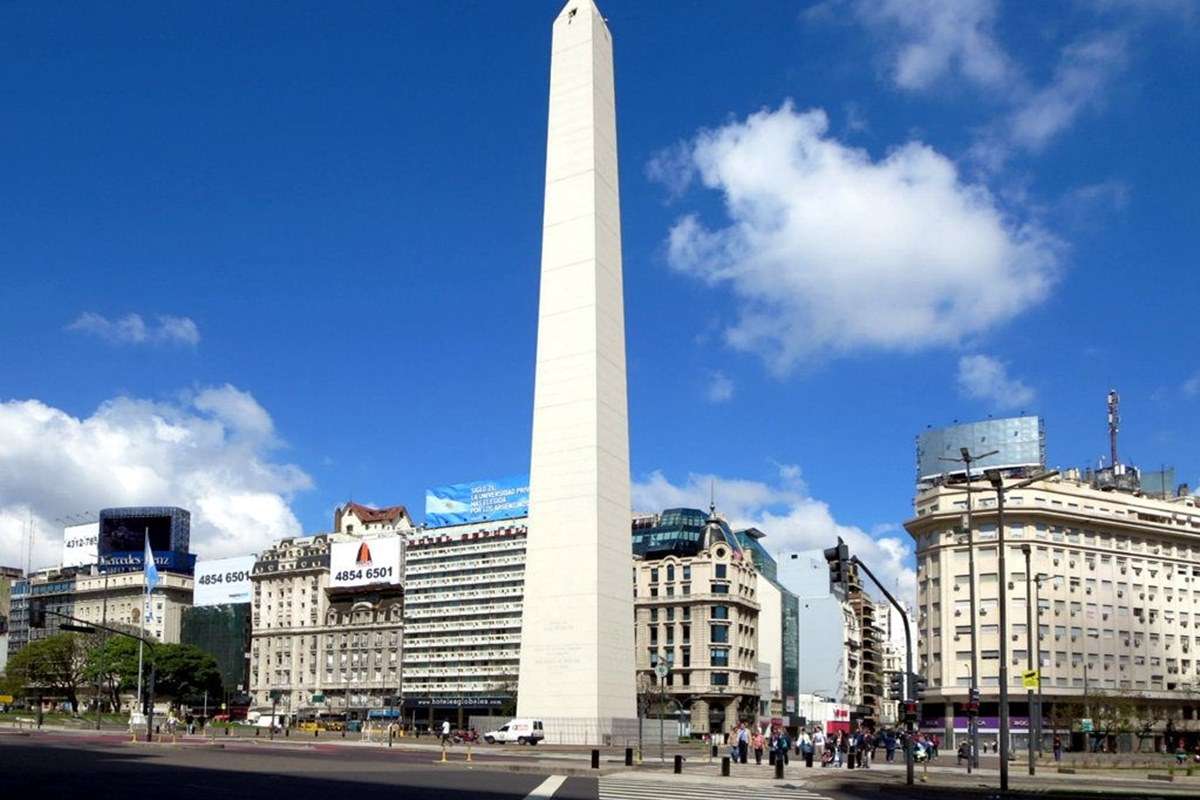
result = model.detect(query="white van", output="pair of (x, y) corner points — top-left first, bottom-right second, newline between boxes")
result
(483, 718), (545, 745)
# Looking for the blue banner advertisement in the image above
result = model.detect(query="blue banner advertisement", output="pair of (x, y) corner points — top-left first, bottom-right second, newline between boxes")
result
(425, 475), (530, 527)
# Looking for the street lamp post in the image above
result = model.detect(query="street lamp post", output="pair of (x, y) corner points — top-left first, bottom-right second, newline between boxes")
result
(986, 468), (1059, 793)
(1022, 545), (1036, 776)
(940, 447), (997, 772)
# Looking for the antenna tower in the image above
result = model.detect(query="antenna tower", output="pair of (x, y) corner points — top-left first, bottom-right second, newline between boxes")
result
(1107, 389), (1120, 467)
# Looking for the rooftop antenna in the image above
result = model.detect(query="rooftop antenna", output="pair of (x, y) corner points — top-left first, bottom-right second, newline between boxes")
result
(709, 479), (716, 516)
(1107, 389), (1120, 467)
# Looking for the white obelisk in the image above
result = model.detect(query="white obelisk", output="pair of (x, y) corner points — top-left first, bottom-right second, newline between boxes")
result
(517, 0), (635, 740)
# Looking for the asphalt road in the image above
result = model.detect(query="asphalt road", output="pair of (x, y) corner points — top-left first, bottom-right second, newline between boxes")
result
(0, 736), (598, 800)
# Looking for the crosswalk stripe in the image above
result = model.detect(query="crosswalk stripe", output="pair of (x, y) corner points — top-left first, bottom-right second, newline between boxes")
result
(599, 778), (830, 800)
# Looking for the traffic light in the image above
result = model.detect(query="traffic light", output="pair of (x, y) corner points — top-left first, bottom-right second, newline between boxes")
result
(888, 671), (906, 698)
(966, 686), (981, 713)
(29, 602), (46, 628)
(903, 700), (919, 724)
(823, 537), (850, 596)
(910, 672), (928, 698)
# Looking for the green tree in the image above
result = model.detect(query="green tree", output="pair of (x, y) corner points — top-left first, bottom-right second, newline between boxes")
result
(153, 644), (222, 703)
(4, 633), (94, 712)
(84, 635), (143, 710)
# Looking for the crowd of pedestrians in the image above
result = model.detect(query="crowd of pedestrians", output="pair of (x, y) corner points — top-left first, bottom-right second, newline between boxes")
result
(717, 721), (939, 770)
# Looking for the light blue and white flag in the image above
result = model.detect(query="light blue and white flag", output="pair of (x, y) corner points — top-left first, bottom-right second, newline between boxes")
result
(143, 532), (160, 591)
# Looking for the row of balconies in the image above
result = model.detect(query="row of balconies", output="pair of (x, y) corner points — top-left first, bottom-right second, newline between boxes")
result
(404, 601), (524, 619)
(405, 570), (524, 591)
(403, 666), (518, 678)
(406, 540), (525, 562)
(405, 649), (520, 664)
(405, 616), (522, 633)
(403, 633), (520, 649)
(405, 585), (523, 605)
(404, 554), (525, 576)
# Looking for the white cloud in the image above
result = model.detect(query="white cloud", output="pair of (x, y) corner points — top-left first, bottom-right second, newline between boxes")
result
(956, 354), (1036, 410)
(633, 465), (916, 600)
(1184, 372), (1200, 398)
(67, 312), (200, 346)
(1008, 33), (1127, 153)
(706, 370), (735, 404)
(659, 102), (1060, 372)
(0, 386), (312, 570)
(855, 0), (1011, 91)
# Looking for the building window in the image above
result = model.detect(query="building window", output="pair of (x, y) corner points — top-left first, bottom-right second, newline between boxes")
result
(650, 569), (659, 583)
(683, 566), (691, 580)
(666, 565), (675, 582)
(711, 649), (729, 667)
(715, 564), (727, 579)
(711, 583), (729, 594)
(711, 625), (729, 644)
(712, 606), (729, 620)
(712, 672), (729, 686)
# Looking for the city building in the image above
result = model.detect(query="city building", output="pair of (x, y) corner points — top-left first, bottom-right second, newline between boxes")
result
(779, 551), (864, 712)
(519, 0), (637, 739)
(876, 600), (914, 726)
(249, 502), (409, 719)
(11, 566), (81, 650)
(402, 519), (526, 727)
(0, 566), (21, 672)
(74, 568), (194, 643)
(181, 604), (252, 697)
(847, 563), (885, 726)
(632, 508), (762, 736)
(908, 414), (1200, 751)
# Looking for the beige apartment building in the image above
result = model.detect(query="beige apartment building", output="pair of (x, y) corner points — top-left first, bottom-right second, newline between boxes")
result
(75, 569), (194, 644)
(908, 471), (1200, 749)
(249, 503), (411, 716)
(633, 509), (761, 736)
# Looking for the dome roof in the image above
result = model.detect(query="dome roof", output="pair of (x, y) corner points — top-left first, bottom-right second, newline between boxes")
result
(701, 504), (744, 556)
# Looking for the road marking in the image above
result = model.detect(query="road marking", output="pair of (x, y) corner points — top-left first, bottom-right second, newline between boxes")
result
(599, 777), (830, 799)
(524, 774), (568, 799)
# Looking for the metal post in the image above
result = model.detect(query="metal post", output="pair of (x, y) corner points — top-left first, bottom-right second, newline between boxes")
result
(145, 663), (156, 743)
(659, 676), (665, 764)
(1023, 545), (1035, 776)
(850, 556), (913, 787)
(996, 485), (1011, 792)
(95, 563), (108, 731)
(1034, 575), (1045, 755)
(270, 696), (277, 741)
(962, 459), (982, 771)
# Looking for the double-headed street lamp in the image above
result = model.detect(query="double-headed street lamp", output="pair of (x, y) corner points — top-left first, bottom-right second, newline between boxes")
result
(939, 446), (997, 772)
(985, 467), (1059, 793)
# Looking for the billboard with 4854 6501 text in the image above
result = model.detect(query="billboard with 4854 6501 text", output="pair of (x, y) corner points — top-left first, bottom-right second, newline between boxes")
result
(329, 536), (402, 588)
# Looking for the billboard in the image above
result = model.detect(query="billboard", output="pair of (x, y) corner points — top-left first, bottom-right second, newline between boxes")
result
(99, 506), (190, 556)
(916, 416), (1044, 482)
(193, 556), (256, 606)
(101, 550), (196, 575)
(425, 475), (529, 527)
(329, 536), (402, 588)
(62, 522), (99, 568)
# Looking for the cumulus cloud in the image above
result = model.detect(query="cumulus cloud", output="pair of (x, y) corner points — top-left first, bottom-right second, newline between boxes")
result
(67, 312), (200, 346)
(956, 354), (1036, 410)
(0, 386), (312, 570)
(658, 102), (1059, 372)
(857, 0), (1011, 91)
(706, 370), (735, 404)
(633, 465), (916, 600)
(1184, 372), (1200, 398)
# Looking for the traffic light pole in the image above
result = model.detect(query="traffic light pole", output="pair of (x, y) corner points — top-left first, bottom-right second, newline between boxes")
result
(849, 555), (914, 787)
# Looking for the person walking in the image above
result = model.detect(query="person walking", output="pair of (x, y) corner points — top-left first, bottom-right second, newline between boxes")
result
(885, 729), (897, 763)
(834, 731), (845, 767)
(813, 728), (826, 764)
(774, 728), (791, 765)
(752, 729), (765, 765)
(860, 729), (872, 768)
(1053, 735), (1063, 763)
(737, 722), (749, 764)
(440, 719), (451, 746)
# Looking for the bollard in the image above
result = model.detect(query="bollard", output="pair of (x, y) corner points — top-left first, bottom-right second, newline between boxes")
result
(467, 741), (472, 763)
(225, 726), (229, 737)
(847, 750), (856, 769)
(342, 728), (346, 739)
(625, 747), (633, 766)
(775, 756), (785, 779)
(591, 749), (600, 769)
(388, 729), (393, 748)
(674, 754), (683, 774)
(721, 756), (731, 777)
(805, 750), (814, 768)
(769, 750), (776, 766)
(711, 744), (718, 759)
(315, 729), (320, 739)
(285, 726), (289, 738)
(255, 728), (260, 738)
(440, 742), (448, 763)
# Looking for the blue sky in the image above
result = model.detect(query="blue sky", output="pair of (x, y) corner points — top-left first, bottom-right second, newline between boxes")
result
(1, 1), (1197, 593)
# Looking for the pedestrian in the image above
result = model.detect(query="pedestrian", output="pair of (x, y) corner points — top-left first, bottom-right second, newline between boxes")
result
(737, 722), (749, 764)
(752, 729), (765, 765)
(834, 732), (845, 767)
(813, 728), (826, 763)
(1053, 735), (1062, 762)
(775, 728), (791, 765)
(441, 719), (451, 745)
(885, 730), (896, 763)
(799, 730), (814, 765)
(931, 733), (940, 759)
(728, 734), (739, 763)
(860, 730), (872, 768)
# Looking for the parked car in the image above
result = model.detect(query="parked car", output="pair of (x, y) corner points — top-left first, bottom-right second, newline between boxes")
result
(483, 719), (544, 745)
